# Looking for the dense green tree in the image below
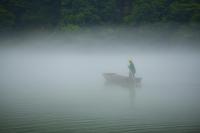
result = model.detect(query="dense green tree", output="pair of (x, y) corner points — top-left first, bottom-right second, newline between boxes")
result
(167, 0), (200, 23)
(123, 0), (167, 25)
(0, 0), (199, 31)
(0, 5), (15, 31)
(61, 0), (99, 26)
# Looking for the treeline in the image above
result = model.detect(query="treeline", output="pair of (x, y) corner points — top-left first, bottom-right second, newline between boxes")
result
(0, 0), (200, 32)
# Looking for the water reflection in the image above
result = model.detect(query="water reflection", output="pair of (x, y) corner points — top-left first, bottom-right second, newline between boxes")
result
(103, 74), (140, 107)
(129, 87), (136, 106)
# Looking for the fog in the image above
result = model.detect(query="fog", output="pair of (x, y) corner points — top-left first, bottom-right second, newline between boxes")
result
(0, 29), (200, 132)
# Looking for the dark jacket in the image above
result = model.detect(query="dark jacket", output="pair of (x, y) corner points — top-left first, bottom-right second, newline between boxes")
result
(128, 61), (136, 74)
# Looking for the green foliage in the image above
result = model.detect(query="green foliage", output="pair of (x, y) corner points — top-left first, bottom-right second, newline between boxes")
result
(61, 24), (80, 32)
(0, 5), (15, 30)
(61, 0), (102, 26)
(0, 0), (199, 31)
(168, 1), (200, 23)
(124, 0), (166, 25)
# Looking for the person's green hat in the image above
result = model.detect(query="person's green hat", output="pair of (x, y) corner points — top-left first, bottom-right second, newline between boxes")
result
(129, 57), (133, 62)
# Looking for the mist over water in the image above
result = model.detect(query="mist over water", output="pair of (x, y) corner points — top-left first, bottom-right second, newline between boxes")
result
(0, 31), (200, 132)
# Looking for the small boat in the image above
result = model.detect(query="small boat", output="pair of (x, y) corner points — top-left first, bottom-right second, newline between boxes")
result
(103, 73), (142, 88)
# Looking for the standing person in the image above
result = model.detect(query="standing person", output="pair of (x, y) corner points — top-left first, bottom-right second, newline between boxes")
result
(128, 59), (136, 80)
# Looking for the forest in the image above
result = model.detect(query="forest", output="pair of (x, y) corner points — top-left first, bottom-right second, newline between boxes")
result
(0, 0), (200, 32)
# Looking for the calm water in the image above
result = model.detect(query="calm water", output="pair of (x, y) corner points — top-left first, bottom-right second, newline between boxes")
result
(0, 49), (200, 133)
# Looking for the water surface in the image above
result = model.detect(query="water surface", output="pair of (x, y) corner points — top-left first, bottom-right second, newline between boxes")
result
(0, 48), (200, 132)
